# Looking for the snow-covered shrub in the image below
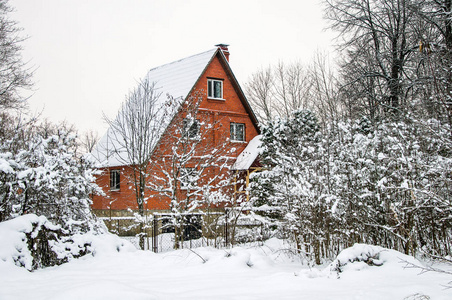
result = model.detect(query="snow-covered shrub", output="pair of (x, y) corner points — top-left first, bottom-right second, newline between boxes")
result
(252, 110), (452, 263)
(0, 119), (102, 228)
(233, 218), (266, 245)
(328, 244), (421, 278)
(251, 109), (338, 264)
(0, 118), (108, 269)
(329, 244), (385, 274)
(0, 214), (135, 270)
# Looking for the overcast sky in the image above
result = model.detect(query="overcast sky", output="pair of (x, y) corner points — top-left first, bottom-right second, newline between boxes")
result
(10, 0), (334, 135)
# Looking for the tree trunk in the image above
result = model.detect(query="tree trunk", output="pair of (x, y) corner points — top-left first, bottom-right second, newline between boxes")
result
(314, 239), (321, 265)
(138, 174), (146, 250)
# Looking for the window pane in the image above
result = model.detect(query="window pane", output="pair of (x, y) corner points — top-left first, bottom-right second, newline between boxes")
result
(236, 124), (244, 141)
(183, 119), (189, 137)
(208, 79), (223, 99)
(214, 81), (222, 98)
(207, 80), (212, 98)
(189, 121), (199, 138)
(230, 123), (245, 141)
(110, 170), (120, 190)
(183, 119), (199, 139)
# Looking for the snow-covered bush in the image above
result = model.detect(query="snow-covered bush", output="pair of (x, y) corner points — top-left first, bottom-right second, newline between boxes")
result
(252, 110), (452, 264)
(251, 109), (340, 264)
(328, 244), (421, 278)
(0, 120), (102, 229)
(0, 117), (107, 269)
(329, 244), (385, 274)
(0, 214), (135, 270)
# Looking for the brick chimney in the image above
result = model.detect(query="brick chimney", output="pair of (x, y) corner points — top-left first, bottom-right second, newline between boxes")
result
(216, 44), (230, 62)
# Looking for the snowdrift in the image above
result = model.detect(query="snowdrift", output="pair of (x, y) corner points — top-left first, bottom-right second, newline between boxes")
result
(329, 243), (420, 274)
(0, 237), (449, 299)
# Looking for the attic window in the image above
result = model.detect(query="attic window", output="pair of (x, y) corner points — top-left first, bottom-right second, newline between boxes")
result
(207, 79), (223, 99)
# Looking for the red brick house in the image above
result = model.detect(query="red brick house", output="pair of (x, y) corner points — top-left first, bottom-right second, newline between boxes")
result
(90, 45), (261, 218)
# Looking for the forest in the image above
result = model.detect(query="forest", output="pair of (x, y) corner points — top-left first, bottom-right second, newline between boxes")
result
(246, 0), (452, 264)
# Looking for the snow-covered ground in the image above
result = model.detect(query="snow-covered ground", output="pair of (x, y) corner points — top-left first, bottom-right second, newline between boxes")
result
(1, 235), (451, 300)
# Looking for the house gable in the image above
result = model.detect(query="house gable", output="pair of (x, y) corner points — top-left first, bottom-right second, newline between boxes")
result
(195, 51), (259, 156)
(91, 48), (218, 168)
(91, 46), (260, 213)
(195, 50), (259, 133)
(141, 48), (260, 161)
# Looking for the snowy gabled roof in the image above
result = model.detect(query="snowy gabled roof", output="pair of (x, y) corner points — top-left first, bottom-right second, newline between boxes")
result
(231, 135), (262, 170)
(91, 48), (218, 167)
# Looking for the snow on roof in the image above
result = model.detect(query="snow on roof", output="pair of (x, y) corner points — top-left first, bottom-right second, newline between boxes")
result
(91, 48), (218, 167)
(231, 135), (262, 170)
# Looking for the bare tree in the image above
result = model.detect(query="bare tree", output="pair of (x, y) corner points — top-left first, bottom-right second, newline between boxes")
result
(0, 0), (33, 147)
(80, 130), (99, 154)
(308, 51), (342, 125)
(273, 61), (312, 118)
(245, 66), (275, 124)
(245, 57), (341, 125)
(103, 79), (174, 249)
(324, 0), (420, 119)
(0, 0), (32, 112)
(411, 0), (452, 49)
(245, 61), (313, 122)
(410, 0), (452, 129)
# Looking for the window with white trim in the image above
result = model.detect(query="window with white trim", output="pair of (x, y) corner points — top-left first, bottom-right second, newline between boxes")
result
(207, 79), (223, 99)
(180, 168), (197, 189)
(110, 170), (120, 191)
(230, 122), (245, 142)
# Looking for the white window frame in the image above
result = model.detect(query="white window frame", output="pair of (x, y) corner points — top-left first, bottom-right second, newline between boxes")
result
(207, 79), (223, 100)
(230, 122), (245, 142)
(180, 167), (197, 190)
(110, 169), (120, 191)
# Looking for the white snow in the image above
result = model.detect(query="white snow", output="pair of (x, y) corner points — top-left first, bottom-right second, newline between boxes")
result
(0, 214), (43, 270)
(231, 135), (262, 170)
(0, 153), (14, 173)
(328, 243), (420, 274)
(0, 234), (451, 300)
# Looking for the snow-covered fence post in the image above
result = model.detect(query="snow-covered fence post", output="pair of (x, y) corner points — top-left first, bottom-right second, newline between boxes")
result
(224, 210), (229, 247)
(152, 215), (158, 253)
